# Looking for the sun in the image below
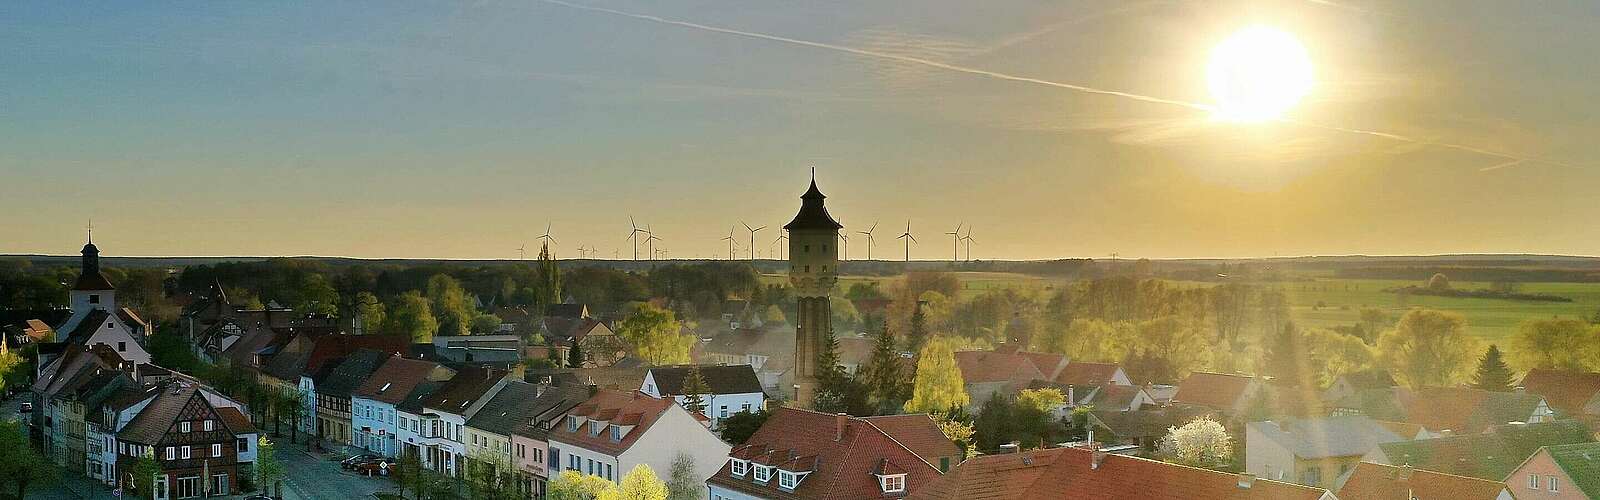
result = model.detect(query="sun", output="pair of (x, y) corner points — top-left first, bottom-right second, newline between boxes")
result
(1206, 26), (1314, 123)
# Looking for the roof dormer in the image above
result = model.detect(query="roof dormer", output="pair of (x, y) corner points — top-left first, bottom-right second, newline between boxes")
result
(874, 459), (908, 494)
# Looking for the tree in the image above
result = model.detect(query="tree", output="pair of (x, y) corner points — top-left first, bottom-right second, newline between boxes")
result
(718, 409), (770, 445)
(931, 411), (976, 459)
(1509, 318), (1593, 371)
(680, 364), (710, 416)
(831, 296), (862, 330)
(1263, 321), (1310, 387)
(470, 313), (503, 334)
(128, 449), (162, 499)
(146, 326), (200, 374)
(1358, 308), (1390, 343)
(904, 338), (969, 414)
(537, 242), (563, 312)
(384, 290), (438, 342)
(1378, 309), (1477, 388)
(617, 304), (694, 365)
(665, 452), (702, 500)
(393, 452), (426, 500)
(255, 437), (285, 498)
(907, 301), (929, 353)
(862, 324), (910, 413)
(548, 470), (618, 500)
(1472, 345), (1516, 392)
(1157, 417), (1232, 469)
(763, 305), (786, 325)
(1013, 388), (1066, 449)
(610, 464), (668, 500)
(0, 420), (55, 499)
(427, 274), (477, 336)
(972, 393), (1016, 451)
(812, 329), (871, 416)
(1426, 273), (1452, 291)
(1590, 306), (1600, 326)
(353, 291), (387, 334)
(568, 342), (585, 368)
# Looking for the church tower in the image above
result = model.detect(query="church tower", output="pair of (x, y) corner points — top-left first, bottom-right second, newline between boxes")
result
(784, 172), (842, 406)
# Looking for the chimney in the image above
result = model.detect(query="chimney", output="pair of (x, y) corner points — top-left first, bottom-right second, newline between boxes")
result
(1397, 464), (1414, 480)
(1067, 385), (1075, 405)
(835, 413), (847, 441)
(1090, 448), (1108, 470)
(1236, 473), (1255, 489)
(1001, 442), (1020, 454)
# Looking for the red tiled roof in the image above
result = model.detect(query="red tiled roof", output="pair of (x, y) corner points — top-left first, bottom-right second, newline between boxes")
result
(1173, 372), (1257, 410)
(304, 334), (408, 376)
(1336, 462), (1510, 500)
(1395, 386), (1545, 434)
(1520, 369), (1600, 416)
(547, 389), (674, 456)
(217, 406), (256, 435)
(354, 356), (450, 405)
(953, 350), (1046, 385)
(708, 408), (944, 500)
(863, 414), (962, 465)
(1055, 362), (1126, 387)
(913, 447), (1328, 500)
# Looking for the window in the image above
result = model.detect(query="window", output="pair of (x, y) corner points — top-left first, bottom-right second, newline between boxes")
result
(1302, 467), (1321, 487)
(605, 463), (613, 481)
(590, 422), (603, 437)
(610, 426), (622, 442)
(719, 406), (729, 418)
(940, 456), (950, 473)
(881, 474), (906, 493)
(517, 443), (526, 458)
(89, 294), (100, 304)
(822, 245), (828, 252)
(237, 438), (249, 453)
(1549, 475), (1560, 492)
(180, 421), (191, 433)
(211, 473), (228, 495)
(753, 465), (771, 482)
(730, 459), (748, 477)
(204, 420), (214, 432)
(118, 342), (126, 352)
(1529, 474), (1540, 489)
(779, 471), (798, 489)
(804, 265), (810, 273)
(181, 446), (191, 459)
(587, 459), (595, 475)
(804, 245), (810, 253)
(567, 417), (578, 432)
(166, 447), (176, 460)
(212, 443), (222, 457)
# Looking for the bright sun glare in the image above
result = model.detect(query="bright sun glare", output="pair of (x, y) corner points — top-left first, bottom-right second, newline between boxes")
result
(1207, 26), (1314, 123)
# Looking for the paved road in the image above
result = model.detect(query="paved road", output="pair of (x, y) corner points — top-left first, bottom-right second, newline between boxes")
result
(274, 434), (393, 500)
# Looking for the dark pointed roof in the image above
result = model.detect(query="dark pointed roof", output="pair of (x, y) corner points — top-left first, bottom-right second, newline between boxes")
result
(783, 178), (843, 231)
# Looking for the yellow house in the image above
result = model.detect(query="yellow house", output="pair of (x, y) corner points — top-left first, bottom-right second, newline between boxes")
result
(1246, 415), (1407, 490)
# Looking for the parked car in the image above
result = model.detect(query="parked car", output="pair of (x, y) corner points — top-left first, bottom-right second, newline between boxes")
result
(352, 459), (392, 476)
(18, 402), (32, 413)
(340, 454), (380, 470)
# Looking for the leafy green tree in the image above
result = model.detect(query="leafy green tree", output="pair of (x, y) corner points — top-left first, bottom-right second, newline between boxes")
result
(1158, 417), (1232, 469)
(129, 449), (162, 499)
(972, 393), (1016, 451)
(1378, 309), (1477, 388)
(932, 411), (975, 459)
(353, 291), (386, 334)
(906, 301), (929, 353)
(1426, 273), (1452, 291)
(614, 463), (668, 500)
(1472, 344), (1516, 392)
(470, 313), (503, 334)
(617, 304), (694, 365)
(1014, 388), (1066, 449)
(393, 452), (426, 500)
(718, 410), (770, 445)
(680, 364), (710, 416)
(0, 420), (56, 499)
(537, 242), (563, 312)
(1359, 308), (1391, 343)
(1263, 321), (1310, 387)
(830, 296), (861, 330)
(905, 338), (969, 414)
(812, 329), (871, 415)
(666, 452), (702, 500)
(1132, 316), (1209, 379)
(1509, 318), (1592, 371)
(384, 290), (439, 342)
(863, 325), (910, 413)
(255, 437), (285, 498)
(548, 470), (616, 500)
(428, 274), (477, 336)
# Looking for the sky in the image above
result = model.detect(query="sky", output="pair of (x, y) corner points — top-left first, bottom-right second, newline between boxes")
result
(2, 0), (1597, 260)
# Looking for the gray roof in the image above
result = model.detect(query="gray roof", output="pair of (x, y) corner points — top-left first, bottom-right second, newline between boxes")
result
(467, 382), (590, 438)
(1249, 415), (1404, 459)
(317, 349), (390, 399)
(648, 364), (763, 395)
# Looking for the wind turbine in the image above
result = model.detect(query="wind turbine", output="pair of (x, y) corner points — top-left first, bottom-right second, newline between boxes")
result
(742, 221), (766, 261)
(515, 243), (527, 260)
(626, 217), (648, 260)
(897, 220), (917, 262)
(538, 222), (557, 257)
(721, 227), (737, 260)
(961, 227), (976, 261)
(646, 225), (662, 260)
(945, 222), (963, 262)
(839, 233), (849, 262)
(857, 221), (878, 261)
(772, 231), (789, 260)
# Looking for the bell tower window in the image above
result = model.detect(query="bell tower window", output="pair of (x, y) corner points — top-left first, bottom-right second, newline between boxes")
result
(89, 294), (100, 304)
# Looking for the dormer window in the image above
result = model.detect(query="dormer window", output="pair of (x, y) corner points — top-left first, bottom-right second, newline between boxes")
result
(753, 464), (772, 483)
(880, 474), (906, 493)
(779, 470), (802, 490)
(590, 422), (604, 437)
(609, 425), (623, 442)
(567, 416), (579, 432)
(730, 458), (748, 477)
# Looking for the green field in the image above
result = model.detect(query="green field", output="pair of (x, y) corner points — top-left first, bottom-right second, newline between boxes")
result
(767, 272), (1600, 343)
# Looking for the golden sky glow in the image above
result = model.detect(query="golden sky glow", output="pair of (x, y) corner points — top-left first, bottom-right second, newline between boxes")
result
(1207, 26), (1314, 123)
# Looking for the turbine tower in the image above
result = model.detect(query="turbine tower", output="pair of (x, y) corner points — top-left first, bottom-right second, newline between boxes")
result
(626, 217), (648, 260)
(772, 231), (789, 260)
(646, 225), (661, 260)
(838, 233), (849, 262)
(961, 227), (976, 261)
(742, 221), (766, 261)
(897, 220), (917, 262)
(945, 222), (963, 262)
(857, 221), (878, 261)
(721, 227), (737, 260)
(515, 243), (527, 260)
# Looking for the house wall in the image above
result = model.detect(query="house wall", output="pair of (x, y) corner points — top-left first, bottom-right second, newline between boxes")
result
(510, 433), (552, 481)
(352, 398), (398, 457)
(1244, 424), (1297, 482)
(1294, 455), (1362, 490)
(1505, 450), (1587, 500)
(619, 405), (733, 484)
(707, 484), (764, 500)
(548, 437), (623, 483)
(297, 377), (317, 435)
(69, 315), (151, 365)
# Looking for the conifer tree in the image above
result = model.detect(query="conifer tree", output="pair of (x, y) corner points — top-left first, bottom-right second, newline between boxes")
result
(567, 341), (584, 368)
(1471, 344), (1515, 392)
(863, 324), (909, 412)
(681, 364), (710, 416)
(536, 242), (562, 313)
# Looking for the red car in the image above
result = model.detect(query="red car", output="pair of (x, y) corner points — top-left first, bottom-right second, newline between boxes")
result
(352, 459), (392, 476)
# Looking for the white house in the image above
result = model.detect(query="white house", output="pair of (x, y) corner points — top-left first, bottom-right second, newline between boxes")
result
(49, 239), (151, 367)
(352, 357), (455, 458)
(548, 389), (730, 487)
(640, 364), (765, 428)
(408, 368), (510, 476)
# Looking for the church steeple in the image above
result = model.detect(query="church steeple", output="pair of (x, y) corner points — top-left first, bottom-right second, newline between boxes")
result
(74, 225), (114, 291)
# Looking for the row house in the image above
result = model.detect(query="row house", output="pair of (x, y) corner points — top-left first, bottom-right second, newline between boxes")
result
(464, 381), (588, 498)
(291, 335), (408, 437)
(352, 356), (456, 458)
(115, 380), (258, 499)
(640, 364), (766, 428)
(313, 349), (401, 447)
(707, 408), (958, 499)
(549, 389), (730, 487)
(396, 367), (510, 476)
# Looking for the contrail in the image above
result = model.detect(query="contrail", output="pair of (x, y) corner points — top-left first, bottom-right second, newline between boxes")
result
(536, 0), (1574, 169)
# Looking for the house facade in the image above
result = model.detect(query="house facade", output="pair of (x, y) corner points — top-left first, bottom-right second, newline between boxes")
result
(114, 381), (256, 499)
(1245, 416), (1405, 489)
(352, 356), (455, 458)
(640, 364), (766, 428)
(549, 389), (730, 488)
(411, 368), (510, 476)
(1503, 442), (1600, 500)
